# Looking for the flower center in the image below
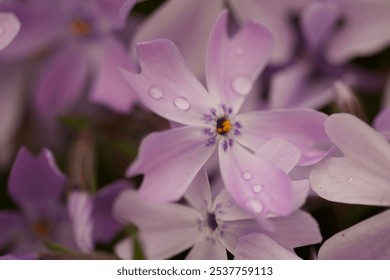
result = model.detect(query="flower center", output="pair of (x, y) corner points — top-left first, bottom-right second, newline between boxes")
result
(216, 118), (232, 135)
(69, 18), (92, 36)
(202, 104), (242, 151)
(32, 221), (51, 239)
(207, 212), (218, 231)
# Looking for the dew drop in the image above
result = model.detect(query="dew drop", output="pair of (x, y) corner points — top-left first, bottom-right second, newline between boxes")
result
(173, 97), (191, 111)
(252, 184), (263, 193)
(241, 171), (253, 181)
(245, 198), (263, 214)
(347, 176), (354, 183)
(148, 86), (163, 99)
(226, 201), (232, 208)
(231, 75), (252, 96)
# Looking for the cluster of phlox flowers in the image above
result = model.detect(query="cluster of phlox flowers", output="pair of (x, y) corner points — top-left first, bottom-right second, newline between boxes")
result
(0, 0), (389, 260)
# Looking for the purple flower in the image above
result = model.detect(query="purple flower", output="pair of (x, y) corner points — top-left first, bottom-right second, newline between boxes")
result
(120, 10), (329, 216)
(0, 12), (20, 50)
(114, 168), (321, 259)
(310, 113), (390, 259)
(310, 113), (390, 206)
(0, 0), (138, 117)
(0, 147), (77, 254)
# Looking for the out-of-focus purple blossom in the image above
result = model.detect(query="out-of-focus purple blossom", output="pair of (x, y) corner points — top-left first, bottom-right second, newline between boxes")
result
(120, 10), (330, 217)
(0, 12), (20, 50)
(0, 147), (77, 254)
(67, 180), (132, 254)
(374, 107), (390, 140)
(114, 168), (321, 259)
(0, 0), (138, 117)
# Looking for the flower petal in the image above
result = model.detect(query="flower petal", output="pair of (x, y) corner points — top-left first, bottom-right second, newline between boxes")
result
(132, 0), (223, 78)
(127, 126), (215, 202)
(326, 0), (390, 64)
(301, 1), (341, 52)
(0, 2), (64, 60)
(114, 237), (133, 260)
(93, 0), (136, 29)
(235, 109), (330, 165)
(184, 168), (212, 214)
(0, 12), (20, 51)
(324, 113), (390, 178)
(206, 10), (273, 114)
(319, 209), (390, 259)
(34, 44), (89, 118)
(68, 191), (94, 253)
(269, 210), (322, 251)
(0, 211), (26, 250)
(255, 138), (301, 173)
(120, 39), (216, 126)
(310, 157), (390, 206)
(269, 61), (334, 109)
(219, 142), (293, 217)
(8, 147), (66, 212)
(186, 236), (227, 260)
(93, 180), (132, 243)
(229, 0), (307, 64)
(113, 189), (201, 259)
(90, 36), (138, 113)
(234, 233), (301, 260)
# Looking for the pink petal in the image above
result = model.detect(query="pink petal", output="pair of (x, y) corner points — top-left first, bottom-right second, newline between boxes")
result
(324, 113), (390, 179)
(184, 168), (212, 214)
(206, 10), (273, 114)
(219, 142), (293, 217)
(255, 138), (301, 173)
(327, 0), (390, 64)
(270, 210), (322, 251)
(132, 0), (223, 78)
(8, 147), (66, 212)
(310, 157), (390, 206)
(290, 180), (311, 211)
(113, 189), (201, 259)
(301, 1), (341, 51)
(93, 0), (136, 29)
(34, 44), (89, 118)
(120, 39), (216, 126)
(68, 191), (94, 253)
(229, 0), (308, 64)
(373, 107), (390, 140)
(90, 36), (138, 113)
(0, 12), (20, 51)
(114, 237), (133, 260)
(127, 127), (215, 202)
(235, 109), (330, 165)
(319, 209), (390, 259)
(186, 236), (227, 260)
(269, 61), (334, 109)
(234, 233), (301, 260)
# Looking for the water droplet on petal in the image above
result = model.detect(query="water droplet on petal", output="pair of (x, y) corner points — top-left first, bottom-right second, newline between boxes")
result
(252, 184), (263, 193)
(245, 198), (263, 214)
(348, 176), (354, 183)
(226, 201), (232, 208)
(232, 75), (252, 96)
(148, 86), (163, 99)
(241, 171), (253, 180)
(173, 97), (191, 111)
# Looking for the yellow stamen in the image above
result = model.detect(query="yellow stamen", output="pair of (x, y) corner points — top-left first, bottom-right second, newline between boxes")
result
(69, 19), (92, 36)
